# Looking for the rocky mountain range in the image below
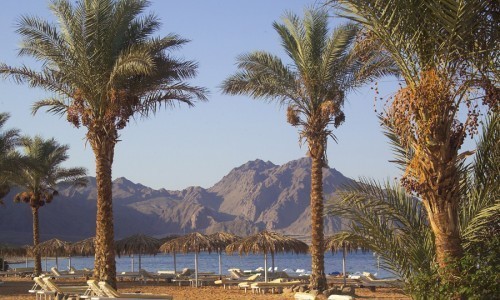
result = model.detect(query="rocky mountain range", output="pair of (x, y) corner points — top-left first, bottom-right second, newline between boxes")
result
(0, 157), (354, 244)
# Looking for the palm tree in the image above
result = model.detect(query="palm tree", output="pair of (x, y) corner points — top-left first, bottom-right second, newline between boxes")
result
(0, 0), (207, 286)
(328, 1), (498, 281)
(13, 136), (87, 276)
(0, 113), (20, 204)
(326, 113), (499, 298)
(221, 8), (396, 290)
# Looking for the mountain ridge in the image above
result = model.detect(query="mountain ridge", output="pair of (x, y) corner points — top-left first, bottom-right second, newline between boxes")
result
(0, 157), (353, 244)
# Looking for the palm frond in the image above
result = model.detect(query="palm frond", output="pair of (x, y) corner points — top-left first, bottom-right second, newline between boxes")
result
(461, 113), (500, 248)
(326, 178), (433, 280)
(221, 51), (297, 104)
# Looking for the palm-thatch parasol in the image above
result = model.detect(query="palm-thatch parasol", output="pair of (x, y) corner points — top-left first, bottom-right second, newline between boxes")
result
(159, 232), (215, 287)
(35, 238), (69, 271)
(0, 243), (27, 270)
(325, 232), (368, 286)
(66, 237), (95, 256)
(225, 230), (309, 282)
(115, 234), (160, 272)
(207, 232), (241, 276)
(157, 235), (180, 274)
(65, 237), (95, 270)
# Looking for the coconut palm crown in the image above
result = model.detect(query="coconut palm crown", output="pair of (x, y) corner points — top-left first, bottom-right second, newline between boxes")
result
(13, 136), (87, 275)
(0, 0), (207, 286)
(221, 8), (395, 291)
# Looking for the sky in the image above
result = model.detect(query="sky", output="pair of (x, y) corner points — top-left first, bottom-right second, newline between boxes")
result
(0, 0), (404, 191)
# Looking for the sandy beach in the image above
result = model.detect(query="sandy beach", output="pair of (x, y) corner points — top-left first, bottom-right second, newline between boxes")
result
(0, 276), (410, 300)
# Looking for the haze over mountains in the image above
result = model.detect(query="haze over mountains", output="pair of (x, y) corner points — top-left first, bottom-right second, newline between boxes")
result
(0, 157), (354, 245)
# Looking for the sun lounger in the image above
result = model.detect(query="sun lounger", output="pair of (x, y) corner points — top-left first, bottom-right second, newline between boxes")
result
(51, 267), (83, 279)
(250, 279), (302, 294)
(87, 280), (108, 297)
(358, 272), (402, 288)
(215, 273), (261, 289)
(42, 276), (91, 299)
(98, 281), (173, 299)
(30, 276), (57, 300)
(69, 266), (93, 277)
(1, 267), (35, 277)
(326, 275), (362, 287)
(117, 271), (141, 281)
(188, 275), (219, 287)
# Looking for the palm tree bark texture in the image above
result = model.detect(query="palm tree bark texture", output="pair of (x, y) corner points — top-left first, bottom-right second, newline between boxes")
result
(309, 140), (327, 290)
(90, 131), (117, 285)
(31, 206), (42, 276)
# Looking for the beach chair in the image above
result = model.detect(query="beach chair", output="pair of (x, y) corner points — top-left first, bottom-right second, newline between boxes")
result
(98, 281), (173, 299)
(69, 266), (93, 277)
(87, 280), (107, 297)
(30, 276), (57, 300)
(51, 267), (80, 279)
(117, 271), (141, 281)
(139, 269), (161, 283)
(250, 279), (302, 294)
(215, 273), (261, 289)
(171, 268), (194, 286)
(42, 277), (91, 299)
(358, 272), (402, 288)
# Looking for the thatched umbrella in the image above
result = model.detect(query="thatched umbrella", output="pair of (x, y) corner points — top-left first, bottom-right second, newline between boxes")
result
(225, 230), (309, 282)
(159, 232), (215, 287)
(157, 235), (179, 274)
(35, 238), (69, 271)
(325, 233), (368, 286)
(207, 232), (241, 277)
(65, 237), (95, 270)
(0, 243), (26, 270)
(115, 234), (160, 272)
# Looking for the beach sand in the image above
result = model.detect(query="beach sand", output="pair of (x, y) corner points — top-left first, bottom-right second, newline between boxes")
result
(0, 276), (410, 299)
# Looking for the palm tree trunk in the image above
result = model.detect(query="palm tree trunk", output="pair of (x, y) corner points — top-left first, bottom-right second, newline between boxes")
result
(91, 136), (117, 288)
(32, 207), (42, 276)
(423, 195), (462, 273)
(310, 153), (327, 291)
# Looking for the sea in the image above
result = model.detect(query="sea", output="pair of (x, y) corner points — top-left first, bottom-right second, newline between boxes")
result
(9, 252), (393, 278)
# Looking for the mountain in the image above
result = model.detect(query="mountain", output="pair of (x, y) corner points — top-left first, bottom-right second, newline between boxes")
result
(0, 157), (354, 244)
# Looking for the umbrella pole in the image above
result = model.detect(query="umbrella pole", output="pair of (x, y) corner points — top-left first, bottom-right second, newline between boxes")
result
(69, 255), (72, 270)
(343, 245), (347, 286)
(25, 256), (28, 268)
(264, 252), (268, 282)
(45, 257), (47, 272)
(56, 255), (58, 269)
(195, 251), (199, 288)
(139, 252), (142, 271)
(271, 252), (275, 273)
(218, 251), (222, 277)
(173, 252), (177, 274)
(132, 255), (134, 272)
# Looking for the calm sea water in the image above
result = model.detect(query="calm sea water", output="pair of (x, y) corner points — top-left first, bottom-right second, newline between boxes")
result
(10, 252), (392, 278)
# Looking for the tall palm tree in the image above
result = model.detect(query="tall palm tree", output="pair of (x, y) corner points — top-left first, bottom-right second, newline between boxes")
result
(0, 113), (21, 204)
(0, 0), (207, 286)
(326, 113), (499, 298)
(13, 136), (87, 276)
(328, 0), (499, 281)
(221, 9), (396, 290)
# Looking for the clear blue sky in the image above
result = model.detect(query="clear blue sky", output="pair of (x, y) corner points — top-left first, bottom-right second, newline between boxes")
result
(0, 0), (403, 190)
